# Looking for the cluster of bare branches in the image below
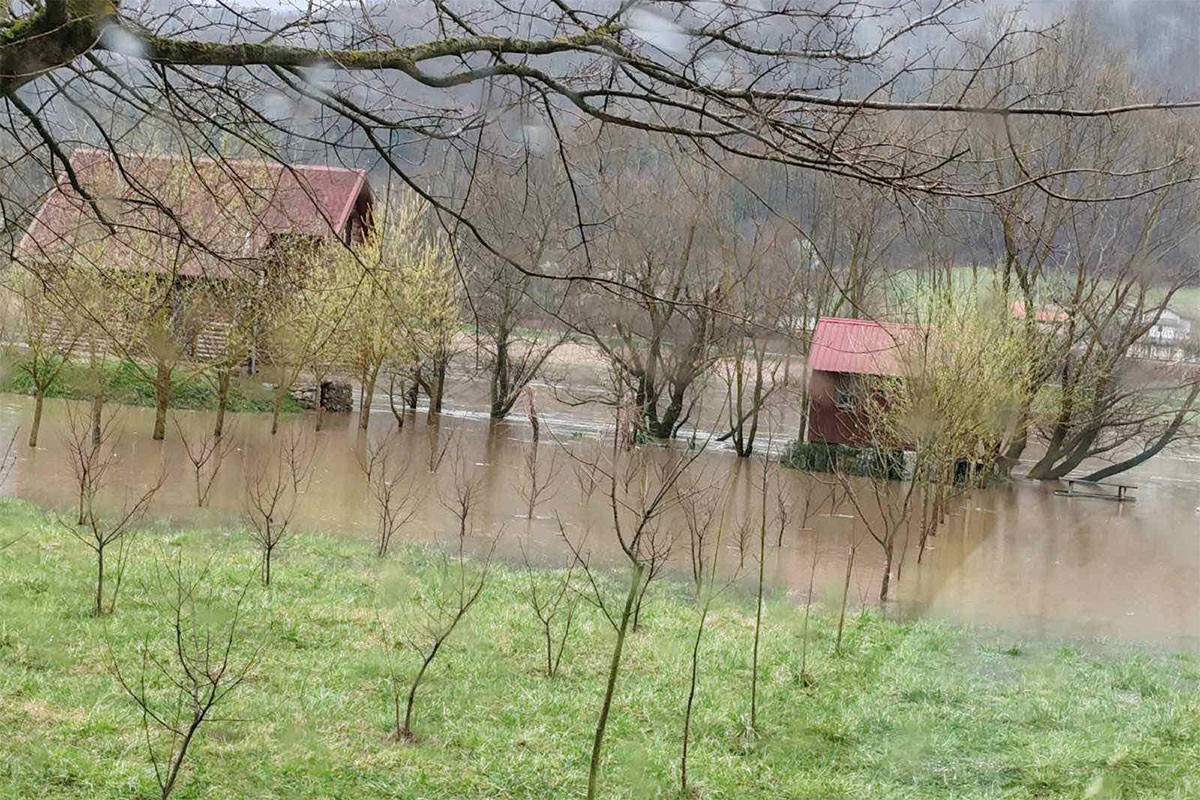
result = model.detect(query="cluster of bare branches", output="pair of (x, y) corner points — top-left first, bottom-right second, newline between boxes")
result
(173, 415), (236, 508)
(112, 555), (262, 800)
(378, 461), (499, 741)
(521, 518), (581, 680)
(243, 426), (315, 585)
(357, 432), (419, 557)
(61, 403), (162, 615)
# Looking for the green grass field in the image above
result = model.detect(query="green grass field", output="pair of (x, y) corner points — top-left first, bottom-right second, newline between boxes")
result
(0, 500), (1197, 799)
(0, 356), (301, 415)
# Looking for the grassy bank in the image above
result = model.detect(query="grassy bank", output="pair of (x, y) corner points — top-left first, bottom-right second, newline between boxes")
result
(0, 500), (1197, 799)
(0, 356), (302, 414)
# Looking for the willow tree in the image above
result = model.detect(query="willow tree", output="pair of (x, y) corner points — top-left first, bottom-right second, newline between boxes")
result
(950, 13), (1200, 479)
(401, 237), (459, 422)
(9, 267), (84, 447)
(316, 194), (440, 430)
(844, 287), (1033, 601)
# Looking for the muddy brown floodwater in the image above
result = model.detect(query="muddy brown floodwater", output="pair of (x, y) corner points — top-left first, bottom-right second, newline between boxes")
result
(1, 394), (1197, 651)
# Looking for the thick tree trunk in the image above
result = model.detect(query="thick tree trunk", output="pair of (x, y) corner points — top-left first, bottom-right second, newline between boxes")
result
(91, 390), (104, 448)
(214, 368), (231, 438)
(426, 361), (447, 423)
(28, 391), (44, 448)
(271, 391), (284, 435)
(359, 368), (378, 430)
(490, 338), (509, 420)
(152, 362), (171, 441)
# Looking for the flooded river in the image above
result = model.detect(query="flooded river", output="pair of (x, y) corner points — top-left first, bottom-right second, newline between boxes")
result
(1, 394), (1197, 650)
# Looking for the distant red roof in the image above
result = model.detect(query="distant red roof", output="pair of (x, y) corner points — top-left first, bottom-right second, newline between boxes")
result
(807, 317), (921, 377)
(1010, 300), (1067, 323)
(17, 149), (371, 278)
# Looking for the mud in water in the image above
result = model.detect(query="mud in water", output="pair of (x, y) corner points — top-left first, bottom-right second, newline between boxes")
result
(1, 394), (1197, 650)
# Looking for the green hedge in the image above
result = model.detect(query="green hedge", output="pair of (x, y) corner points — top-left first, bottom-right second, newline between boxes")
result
(780, 439), (906, 480)
(0, 355), (302, 414)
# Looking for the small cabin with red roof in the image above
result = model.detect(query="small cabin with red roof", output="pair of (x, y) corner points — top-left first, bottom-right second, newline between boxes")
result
(804, 316), (920, 446)
(16, 148), (374, 361)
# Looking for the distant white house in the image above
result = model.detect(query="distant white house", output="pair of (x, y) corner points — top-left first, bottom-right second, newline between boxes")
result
(1129, 307), (1194, 361)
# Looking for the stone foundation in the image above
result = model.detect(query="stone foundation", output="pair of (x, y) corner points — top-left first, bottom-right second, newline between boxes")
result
(292, 380), (353, 413)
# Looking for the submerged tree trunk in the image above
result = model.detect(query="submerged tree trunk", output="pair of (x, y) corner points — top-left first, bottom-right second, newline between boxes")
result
(359, 367), (379, 431)
(426, 361), (447, 423)
(152, 362), (171, 441)
(879, 542), (894, 604)
(214, 368), (231, 438)
(490, 335), (510, 420)
(28, 390), (44, 448)
(387, 372), (406, 430)
(91, 389), (104, 448)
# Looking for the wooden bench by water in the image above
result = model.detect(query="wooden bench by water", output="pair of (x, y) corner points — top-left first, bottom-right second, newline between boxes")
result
(1054, 479), (1137, 503)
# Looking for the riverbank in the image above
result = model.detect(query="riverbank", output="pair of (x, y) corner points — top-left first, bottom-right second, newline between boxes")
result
(0, 356), (302, 415)
(1, 501), (1196, 799)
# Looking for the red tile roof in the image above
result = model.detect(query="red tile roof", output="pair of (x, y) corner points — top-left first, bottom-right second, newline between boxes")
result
(1010, 300), (1067, 323)
(17, 149), (370, 278)
(807, 317), (921, 376)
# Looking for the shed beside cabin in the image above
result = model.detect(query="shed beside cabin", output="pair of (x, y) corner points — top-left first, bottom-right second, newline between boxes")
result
(804, 316), (919, 446)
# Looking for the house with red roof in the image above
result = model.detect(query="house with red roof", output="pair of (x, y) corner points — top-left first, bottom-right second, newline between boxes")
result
(804, 316), (921, 445)
(16, 148), (374, 360)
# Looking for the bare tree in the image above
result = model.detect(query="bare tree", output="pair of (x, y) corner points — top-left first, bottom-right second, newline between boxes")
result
(718, 217), (800, 457)
(63, 454), (163, 617)
(63, 400), (119, 526)
(379, 462), (498, 741)
(748, 456), (770, 731)
(60, 403), (163, 614)
(112, 555), (262, 800)
(243, 429), (313, 585)
(521, 517), (581, 679)
(460, 150), (573, 420)
(358, 432), (419, 557)
(424, 423), (457, 474)
(679, 477), (724, 597)
(173, 415), (235, 508)
(559, 419), (706, 800)
(835, 511), (867, 656)
(579, 137), (729, 440)
(0, 428), (25, 553)
(514, 391), (561, 520)
(836, 470), (916, 605)
(677, 473), (736, 795)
